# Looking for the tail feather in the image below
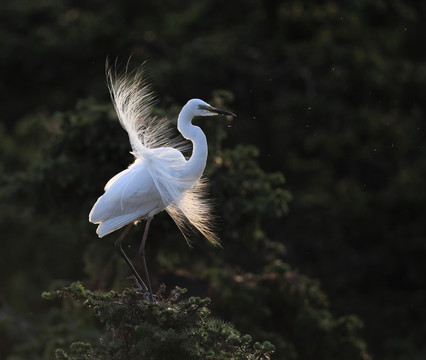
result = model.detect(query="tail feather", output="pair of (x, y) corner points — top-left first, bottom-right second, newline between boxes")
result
(144, 150), (220, 246)
(166, 178), (220, 247)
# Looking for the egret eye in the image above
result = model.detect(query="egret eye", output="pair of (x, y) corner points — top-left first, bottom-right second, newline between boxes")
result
(197, 103), (236, 117)
(198, 104), (211, 111)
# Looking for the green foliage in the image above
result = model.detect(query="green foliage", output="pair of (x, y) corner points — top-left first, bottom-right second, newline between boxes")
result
(213, 145), (291, 220)
(212, 262), (371, 360)
(1, 0), (425, 359)
(28, 98), (130, 213)
(44, 283), (275, 360)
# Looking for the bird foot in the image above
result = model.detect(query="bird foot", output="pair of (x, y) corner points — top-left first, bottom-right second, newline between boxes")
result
(127, 275), (156, 302)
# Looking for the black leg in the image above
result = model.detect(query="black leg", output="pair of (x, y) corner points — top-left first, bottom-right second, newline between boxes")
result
(114, 223), (149, 292)
(139, 217), (154, 302)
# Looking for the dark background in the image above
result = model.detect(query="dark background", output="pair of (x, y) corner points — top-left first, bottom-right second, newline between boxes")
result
(1, 1), (425, 359)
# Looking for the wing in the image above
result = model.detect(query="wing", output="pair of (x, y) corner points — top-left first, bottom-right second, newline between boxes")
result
(104, 168), (130, 191)
(90, 146), (218, 244)
(89, 159), (164, 237)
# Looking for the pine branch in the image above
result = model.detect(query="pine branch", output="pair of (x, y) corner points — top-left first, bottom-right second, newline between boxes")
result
(43, 283), (275, 360)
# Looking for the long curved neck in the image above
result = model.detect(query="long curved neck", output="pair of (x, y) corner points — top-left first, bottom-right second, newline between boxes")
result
(177, 107), (208, 180)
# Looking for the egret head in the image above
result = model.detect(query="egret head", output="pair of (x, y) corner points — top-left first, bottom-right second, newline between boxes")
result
(186, 98), (236, 117)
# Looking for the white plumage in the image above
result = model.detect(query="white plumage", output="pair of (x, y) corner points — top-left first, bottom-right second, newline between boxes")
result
(89, 63), (235, 247)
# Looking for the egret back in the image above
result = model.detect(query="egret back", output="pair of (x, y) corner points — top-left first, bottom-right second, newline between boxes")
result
(106, 62), (188, 158)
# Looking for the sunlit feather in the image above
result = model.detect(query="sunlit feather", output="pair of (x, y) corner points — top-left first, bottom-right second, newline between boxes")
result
(91, 62), (224, 245)
(106, 61), (188, 156)
(89, 61), (235, 297)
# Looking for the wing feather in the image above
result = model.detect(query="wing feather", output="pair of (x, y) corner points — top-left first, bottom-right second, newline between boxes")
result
(106, 60), (189, 158)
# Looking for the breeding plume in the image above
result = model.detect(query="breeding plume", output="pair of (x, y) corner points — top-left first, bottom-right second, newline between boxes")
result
(89, 63), (236, 300)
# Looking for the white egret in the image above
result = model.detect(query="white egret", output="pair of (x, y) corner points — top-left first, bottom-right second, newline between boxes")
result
(89, 63), (236, 300)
